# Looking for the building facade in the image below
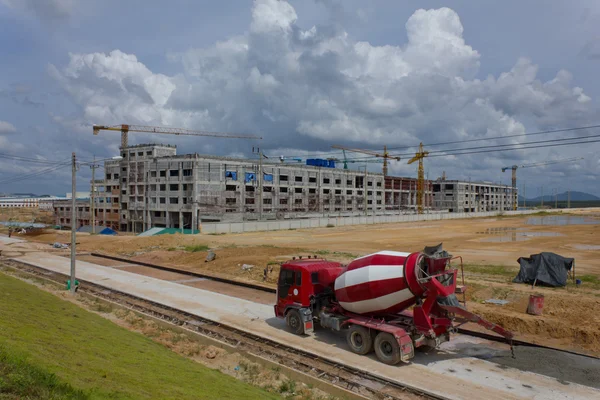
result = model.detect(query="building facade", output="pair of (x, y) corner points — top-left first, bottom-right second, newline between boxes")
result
(86, 144), (432, 232)
(432, 179), (516, 212)
(0, 196), (63, 209)
(53, 199), (91, 228)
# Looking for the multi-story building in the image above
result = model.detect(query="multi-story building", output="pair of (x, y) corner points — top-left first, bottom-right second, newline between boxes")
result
(53, 199), (91, 228)
(0, 195), (65, 209)
(86, 143), (431, 232)
(432, 179), (516, 212)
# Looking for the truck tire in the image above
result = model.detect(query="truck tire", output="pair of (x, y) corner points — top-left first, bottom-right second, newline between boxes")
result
(286, 309), (304, 335)
(374, 332), (402, 365)
(346, 325), (373, 355)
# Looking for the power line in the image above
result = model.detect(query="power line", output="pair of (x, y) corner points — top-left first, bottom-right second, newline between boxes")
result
(319, 129), (600, 161)
(0, 163), (70, 185)
(0, 153), (71, 165)
(271, 123), (600, 160)
(426, 138), (600, 158)
(386, 124), (600, 151)
(385, 132), (600, 158)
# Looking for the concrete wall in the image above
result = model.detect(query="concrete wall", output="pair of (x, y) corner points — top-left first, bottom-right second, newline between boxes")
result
(200, 210), (541, 234)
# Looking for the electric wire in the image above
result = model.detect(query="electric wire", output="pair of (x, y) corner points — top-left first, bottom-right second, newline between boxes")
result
(426, 138), (600, 158)
(0, 163), (70, 185)
(0, 153), (71, 165)
(270, 123), (600, 160)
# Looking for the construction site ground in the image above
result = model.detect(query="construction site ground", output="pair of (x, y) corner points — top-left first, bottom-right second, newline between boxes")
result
(4, 208), (600, 358)
(3, 249), (599, 400)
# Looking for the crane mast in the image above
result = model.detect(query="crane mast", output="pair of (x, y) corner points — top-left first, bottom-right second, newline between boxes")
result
(407, 143), (429, 215)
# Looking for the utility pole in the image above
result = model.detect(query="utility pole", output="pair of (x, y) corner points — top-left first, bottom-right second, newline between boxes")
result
(568, 190), (571, 209)
(523, 183), (526, 209)
(363, 166), (368, 216)
(252, 147), (266, 220)
(192, 154), (197, 233)
(89, 156), (100, 234)
(554, 188), (558, 209)
(541, 186), (544, 208)
(70, 152), (77, 295)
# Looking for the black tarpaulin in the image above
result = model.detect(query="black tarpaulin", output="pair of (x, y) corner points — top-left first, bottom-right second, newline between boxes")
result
(513, 252), (574, 287)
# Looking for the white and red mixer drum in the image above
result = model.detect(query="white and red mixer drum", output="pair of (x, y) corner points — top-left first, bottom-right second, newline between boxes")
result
(334, 250), (426, 315)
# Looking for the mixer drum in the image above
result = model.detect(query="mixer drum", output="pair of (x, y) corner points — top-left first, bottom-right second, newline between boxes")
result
(334, 251), (422, 315)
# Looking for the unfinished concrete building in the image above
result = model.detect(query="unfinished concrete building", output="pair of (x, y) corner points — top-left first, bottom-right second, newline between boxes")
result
(86, 144), (431, 232)
(432, 179), (516, 212)
(53, 199), (91, 228)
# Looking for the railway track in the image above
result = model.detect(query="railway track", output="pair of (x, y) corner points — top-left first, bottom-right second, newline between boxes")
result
(89, 252), (600, 361)
(2, 258), (444, 400)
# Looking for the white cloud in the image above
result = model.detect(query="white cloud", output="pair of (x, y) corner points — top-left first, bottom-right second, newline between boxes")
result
(0, 120), (17, 133)
(48, 1), (598, 192)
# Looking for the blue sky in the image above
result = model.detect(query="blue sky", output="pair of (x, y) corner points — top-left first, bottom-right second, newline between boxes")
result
(0, 0), (599, 196)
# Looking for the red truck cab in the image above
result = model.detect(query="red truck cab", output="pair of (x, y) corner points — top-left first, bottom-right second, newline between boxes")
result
(274, 257), (343, 334)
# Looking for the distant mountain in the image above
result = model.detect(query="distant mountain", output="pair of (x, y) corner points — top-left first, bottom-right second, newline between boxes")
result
(519, 191), (600, 202)
(0, 192), (39, 198)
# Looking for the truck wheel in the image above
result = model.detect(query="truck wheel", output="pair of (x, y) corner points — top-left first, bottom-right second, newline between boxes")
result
(346, 325), (373, 355)
(286, 309), (304, 335)
(374, 332), (402, 365)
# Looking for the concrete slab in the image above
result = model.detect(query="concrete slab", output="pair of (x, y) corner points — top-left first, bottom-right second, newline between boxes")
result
(9, 252), (600, 400)
(0, 235), (25, 244)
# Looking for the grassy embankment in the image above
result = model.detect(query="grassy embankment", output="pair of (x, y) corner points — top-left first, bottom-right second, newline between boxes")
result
(0, 272), (277, 400)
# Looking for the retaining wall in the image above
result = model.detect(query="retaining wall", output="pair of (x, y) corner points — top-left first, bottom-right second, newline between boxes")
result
(200, 210), (543, 234)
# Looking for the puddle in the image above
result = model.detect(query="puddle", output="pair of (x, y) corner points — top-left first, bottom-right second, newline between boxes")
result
(476, 227), (518, 234)
(480, 231), (564, 242)
(526, 216), (600, 226)
(570, 244), (600, 250)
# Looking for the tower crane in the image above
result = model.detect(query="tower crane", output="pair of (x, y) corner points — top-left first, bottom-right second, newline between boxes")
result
(502, 157), (584, 211)
(407, 143), (429, 215)
(337, 150), (384, 169)
(330, 145), (400, 176)
(92, 124), (262, 149)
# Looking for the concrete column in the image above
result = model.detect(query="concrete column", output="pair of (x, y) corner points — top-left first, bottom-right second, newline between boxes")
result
(179, 211), (183, 231)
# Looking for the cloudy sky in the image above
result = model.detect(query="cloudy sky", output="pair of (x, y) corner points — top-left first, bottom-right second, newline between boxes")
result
(1, 0), (599, 196)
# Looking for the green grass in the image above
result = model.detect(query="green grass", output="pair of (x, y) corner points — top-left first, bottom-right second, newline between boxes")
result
(183, 244), (210, 252)
(0, 346), (88, 399)
(463, 263), (518, 277)
(0, 273), (278, 400)
(577, 274), (600, 289)
(313, 250), (359, 259)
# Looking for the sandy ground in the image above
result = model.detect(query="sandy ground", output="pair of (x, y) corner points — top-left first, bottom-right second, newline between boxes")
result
(7, 208), (600, 355)
(0, 208), (54, 225)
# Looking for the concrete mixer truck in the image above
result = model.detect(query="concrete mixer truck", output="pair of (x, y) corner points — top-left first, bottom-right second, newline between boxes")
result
(274, 245), (513, 365)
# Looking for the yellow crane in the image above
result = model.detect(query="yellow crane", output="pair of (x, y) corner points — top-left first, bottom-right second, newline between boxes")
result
(92, 124), (262, 149)
(502, 156), (584, 211)
(330, 145), (400, 176)
(407, 142), (429, 214)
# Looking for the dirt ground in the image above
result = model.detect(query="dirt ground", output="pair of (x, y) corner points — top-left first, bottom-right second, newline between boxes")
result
(0, 207), (54, 225)
(11, 208), (600, 356)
